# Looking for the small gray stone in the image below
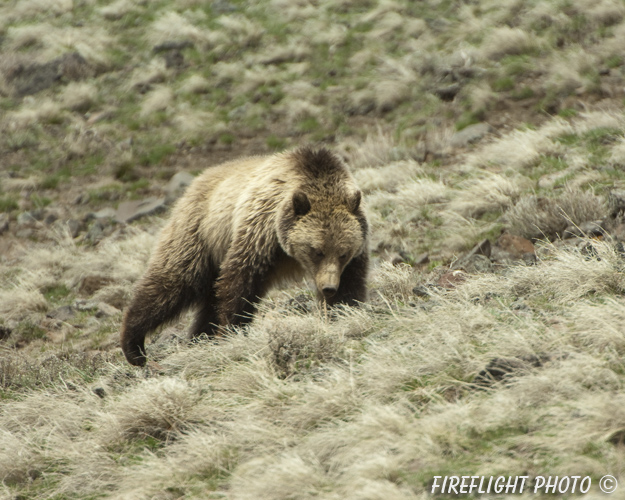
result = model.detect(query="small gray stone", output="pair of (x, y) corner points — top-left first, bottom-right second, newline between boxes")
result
(462, 254), (493, 273)
(0, 214), (9, 235)
(165, 172), (195, 203)
(521, 252), (537, 266)
(450, 123), (493, 148)
(115, 197), (166, 223)
(93, 207), (117, 220)
(564, 220), (605, 239)
(228, 104), (250, 121)
(44, 211), (59, 225)
(412, 285), (430, 298)
(47, 305), (75, 322)
(451, 239), (491, 271)
(85, 220), (105, 244)
(67, 219), (81, 238)
(413, 252), (430, 266)
(15, 228), (34, 239)
(17, 210), (42, 227)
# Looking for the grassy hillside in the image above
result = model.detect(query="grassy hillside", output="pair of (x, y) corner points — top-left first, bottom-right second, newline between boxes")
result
(2, 0), (625, 498)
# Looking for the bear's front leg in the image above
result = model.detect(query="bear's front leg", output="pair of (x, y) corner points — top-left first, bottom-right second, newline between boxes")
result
(214, 235), (278, 326)
(215, 265), (268, 326)
(325, 252), (369, 307)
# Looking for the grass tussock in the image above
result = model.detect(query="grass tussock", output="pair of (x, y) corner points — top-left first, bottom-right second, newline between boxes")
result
(504, 189), (605, 240)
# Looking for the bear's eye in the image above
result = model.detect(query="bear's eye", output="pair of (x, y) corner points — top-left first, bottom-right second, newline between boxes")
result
(340, 254), (348, 261)
(311, 248), (324, 258)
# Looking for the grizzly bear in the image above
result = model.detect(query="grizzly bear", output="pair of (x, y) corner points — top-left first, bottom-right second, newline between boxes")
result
(120, 147), (369, 366)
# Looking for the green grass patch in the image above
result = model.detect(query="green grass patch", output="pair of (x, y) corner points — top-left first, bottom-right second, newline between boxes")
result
(455, 111), (484, 131)
(16, 320), (47, 342)
(606, 54), (622, 68)
(42, 284), (71, 303)
(298, 116), (320, 134)
(266, 134), (287, 151)
(0, 195), (19, 212)
(139, 143), (176, 166)
(4, 129), (40, 151)
(558, 108), (578, 118)
(511, 86), (535, 100)
(492, 77), (515, 92)
(30, 194), (52, 208)
(501, 55), (532, 76)
(219, 133), (235, 145)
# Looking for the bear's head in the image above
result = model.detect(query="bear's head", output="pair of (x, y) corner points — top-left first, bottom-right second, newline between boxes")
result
(278, 189), (367, 300)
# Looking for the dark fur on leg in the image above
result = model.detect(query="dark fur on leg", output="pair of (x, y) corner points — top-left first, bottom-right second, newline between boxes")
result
(189, 298), (219, 338)
(120, 274), (196, 366)
(326, 252), (369, 307)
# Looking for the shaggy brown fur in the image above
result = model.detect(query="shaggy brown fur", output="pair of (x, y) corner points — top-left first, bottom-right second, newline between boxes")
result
(120, 147), (369, 366)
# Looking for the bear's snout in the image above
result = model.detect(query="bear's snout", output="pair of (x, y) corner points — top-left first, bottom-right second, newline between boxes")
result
(316, 264), (340, 300)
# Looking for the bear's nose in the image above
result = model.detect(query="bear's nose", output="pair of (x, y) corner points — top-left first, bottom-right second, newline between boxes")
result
(322, 286), (337, 298)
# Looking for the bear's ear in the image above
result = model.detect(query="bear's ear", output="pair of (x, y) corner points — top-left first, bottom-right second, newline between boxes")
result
(347, 190), (362, 213)
(292, 191), (311, 216)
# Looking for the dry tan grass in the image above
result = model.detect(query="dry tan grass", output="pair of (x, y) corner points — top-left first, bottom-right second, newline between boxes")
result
(9, 0), (73, 22)
(504, 189), (605, 240)
(217, 15), (264, 48)
(480, 27), (537, 60)
(7, 23), (113, 66)
(448, 173), (525, 218)
(7, 97), (64, 129)
(99, 0), (137, 20)
(140, 85), (174, 118)
(148, 11), (223, 49)
(60, 82), (98, 112)
(178, 74), (210, 95)
(2, 221), (625, 498)
(353, 160), (423, 194)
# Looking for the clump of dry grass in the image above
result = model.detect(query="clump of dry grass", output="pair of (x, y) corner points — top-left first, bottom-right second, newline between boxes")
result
(7, 98), (64, 129)
(369, 262), (419, 302)
(353, 160), (423, 194)
(178, 74), (210, 95)
(504, 189), (606, 240)
(339, 127), (409, 170)
(128, 58), (168, 91)
(99, 0), (137, 21)
(60, 82), (98, 112)
(265, 315), (347, 379)
(148, 11), (222, 49)
(140, 85), (174, 118)
(448, 173), (526, 218)
(480, 27), (537, 60)
(102, 378), (204, 442)
(7, 24), (112, 67)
